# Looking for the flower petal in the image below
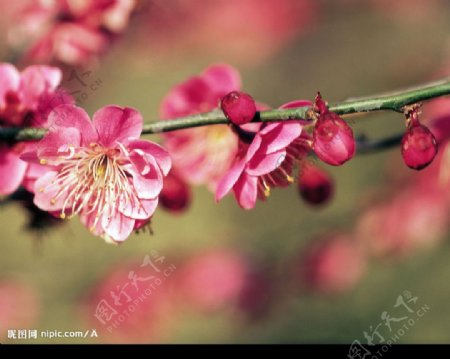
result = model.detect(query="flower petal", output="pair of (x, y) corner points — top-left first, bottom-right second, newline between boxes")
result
(37, 127), (81, 160)
(80, 210), (104, 237)
(202, 64), (242, 97)
(47, 105), (97, 145)
(246, 149), (286, 176)
(93, 105), (143, 147)
(34, 66), (62, 91)
(0, 144), (28, 195)
(259, 122), (302, 153)
(127, 139), (172, 176)
(233, 173), (258, 210)
(101, 211), (135, 243)
(19, 65), (62, 108)
(0, 64), (20, 107)
(119, 195), (158, 220)
(160, 77), (211, 119)
(246, 135), (262, 161)
(215, 156), (247, 202)
(127, 152), (163, 200)
(33, 171), (72, 212)
(22, 162), (49, 193)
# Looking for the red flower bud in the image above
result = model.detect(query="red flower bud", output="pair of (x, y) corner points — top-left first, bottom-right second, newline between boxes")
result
(160, 171), (191, 213)
(298, 164), (334, 206)
(312, 93), (355, 166)
(221, 91), (256, 125)
(401, 109), (437, 170)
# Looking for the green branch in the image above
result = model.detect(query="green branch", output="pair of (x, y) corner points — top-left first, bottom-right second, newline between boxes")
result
(1, 77), (450, 142)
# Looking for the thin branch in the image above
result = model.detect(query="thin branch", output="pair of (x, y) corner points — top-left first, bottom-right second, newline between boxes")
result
(1, 77), (450, 142)
(356, 134), (404, 154)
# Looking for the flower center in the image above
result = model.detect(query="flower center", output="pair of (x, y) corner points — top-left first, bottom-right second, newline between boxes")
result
(40, 143), (141, 230)
(256, 137), (307, 198)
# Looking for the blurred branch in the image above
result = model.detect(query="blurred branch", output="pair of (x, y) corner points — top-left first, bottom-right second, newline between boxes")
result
(1, 77), (450, 142)
(356, 134), (404, 154)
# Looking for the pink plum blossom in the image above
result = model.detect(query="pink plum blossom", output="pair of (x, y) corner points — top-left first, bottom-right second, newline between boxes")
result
(9, 0), (136, 65)
(22, 104), (171, 243)
(0, 63), (72, 196)
(215, 120), (303, 209)
(214, 100), (313, 209)
(160, 64), (242, 191)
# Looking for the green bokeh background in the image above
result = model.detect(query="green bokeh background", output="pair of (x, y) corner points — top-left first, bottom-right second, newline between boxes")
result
(1, 1), (450, 343)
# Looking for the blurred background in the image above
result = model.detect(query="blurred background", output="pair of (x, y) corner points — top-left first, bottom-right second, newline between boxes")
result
(1, 0), (450, 344)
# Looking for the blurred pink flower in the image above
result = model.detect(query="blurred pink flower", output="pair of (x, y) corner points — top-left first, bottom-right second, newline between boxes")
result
(236, 266), (275, 322)
(22, 104), (171, 243)
(0, 281), (39, 339)
(169, 248), (276, 322)
(292, 234), (367, 294)
(0, 63), (72, 196)
(297, 164), (334, 206)
(9, 0), (136, 65)
(159, 169), (191, 214)
(160, 64), (241, 191)
(85, 260), (176, 343)
(176, 249), (248, 312)
(356, 187), (448, 258)
(142, 0), (318, 64)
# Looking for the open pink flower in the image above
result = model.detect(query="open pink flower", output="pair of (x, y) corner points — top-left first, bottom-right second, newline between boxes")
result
(161, 64), (242, 190)
(215, 100), (311, 209)
(22, 104), (171, 243)
(0, 63), (72, 196)
(215, 121), (303, 209)
(9, 0), (136, 65)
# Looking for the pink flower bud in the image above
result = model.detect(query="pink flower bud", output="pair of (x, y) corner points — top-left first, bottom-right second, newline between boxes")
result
(312, 93), (355, 166)
(160, 170), (191, 213)
(401, 122), (437, 170)
(221, 91), (257, 125)
(298, 164), (334, 205)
